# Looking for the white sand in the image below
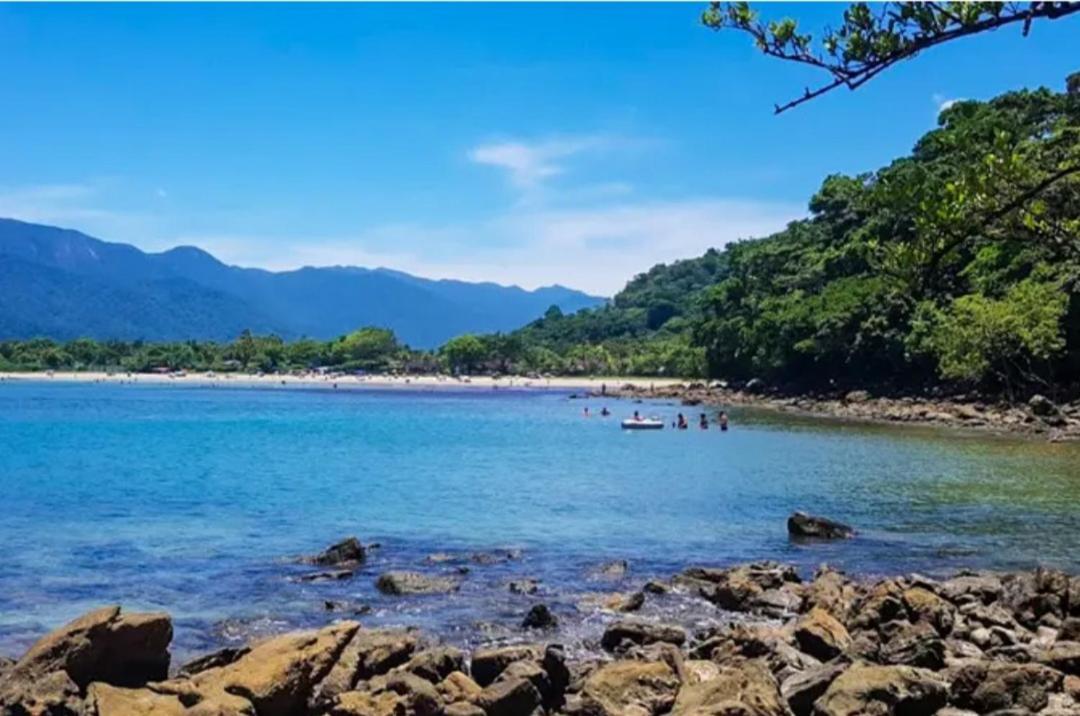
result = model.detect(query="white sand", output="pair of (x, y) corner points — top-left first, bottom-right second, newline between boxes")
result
(0, 371), (686, 393)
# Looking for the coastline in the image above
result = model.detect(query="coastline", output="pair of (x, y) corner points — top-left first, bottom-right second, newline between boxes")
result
(3, 548), (1079, 715)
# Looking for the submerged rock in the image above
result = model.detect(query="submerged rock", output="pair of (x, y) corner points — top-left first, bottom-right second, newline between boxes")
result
(375, 571), (459, 596)
(589, 559), (630, 580)
(601, 620), (686, 652)
(522, 604), (558, 630)
(787, 511), (854, 539)
(305, 536), (366, 567)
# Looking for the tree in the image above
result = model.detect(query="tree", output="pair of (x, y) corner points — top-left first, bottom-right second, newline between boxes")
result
(703, 2), (1080, 113)
(330, 327), (399, 371)
(441, 334), (487, 374)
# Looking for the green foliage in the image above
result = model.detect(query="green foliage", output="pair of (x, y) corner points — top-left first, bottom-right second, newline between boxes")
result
(704, 2), (1080, 113)
(440, 334), (487, 374)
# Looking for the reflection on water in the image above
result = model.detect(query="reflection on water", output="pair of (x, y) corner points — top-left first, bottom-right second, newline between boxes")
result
(1, 381), (1078, 658)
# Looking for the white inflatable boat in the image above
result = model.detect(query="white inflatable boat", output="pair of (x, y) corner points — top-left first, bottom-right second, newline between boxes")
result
(621, 418), (665, 430)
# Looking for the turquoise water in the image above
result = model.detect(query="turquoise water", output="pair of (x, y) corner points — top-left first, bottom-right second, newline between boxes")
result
(2, 381), (1079, 659)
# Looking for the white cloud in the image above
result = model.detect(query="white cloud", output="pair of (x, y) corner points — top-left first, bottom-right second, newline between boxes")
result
(468, 134), (624, 190)
(932, 93), (963, 113)
(181, 197), (803, 295)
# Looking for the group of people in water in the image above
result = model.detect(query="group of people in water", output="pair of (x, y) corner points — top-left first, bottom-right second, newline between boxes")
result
(584, 406), (729, 430)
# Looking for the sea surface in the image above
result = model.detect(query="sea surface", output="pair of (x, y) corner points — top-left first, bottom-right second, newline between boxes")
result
(2, 380), (1080, 661)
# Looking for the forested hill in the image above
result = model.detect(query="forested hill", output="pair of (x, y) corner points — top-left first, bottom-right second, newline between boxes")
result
(512, 84), (1080, 397)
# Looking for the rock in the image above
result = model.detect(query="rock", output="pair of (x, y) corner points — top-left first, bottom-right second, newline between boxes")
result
(438, 671), (482, 703)
(475, 675), (541, 716)
(939, 573), (1003, 605)
(590, 560), (630, 580)
(745, 378), (766, 394)
(177, 620), (360, 716)
(399, 646), (465, 683)
(0, 669), (82, 716)
(949, 662), (1063, 713)
(804, 567), (856, 622)
(902, 586), (955, 636)
(444, 702), (486, 716)
(521, 604), (558, 630)
(844, 390), (870, 403)
(508, 579), (539, 595)
(1039, 640), (1080, 674)
(849, 580), (905, 632)
(780, 660), (849, 716)
(86, 683), (186, 716)
(681, 562), (801, 613)
(671, 658), (785, 716)
(295, 569), (355, 582)
(315, 628), (418, 704)
(1029, 394), (1060, 417)
(178, 646), (251, 677)
(0, 605), (172, 695)
(582, 591), (646, 613)
(375, 571), (459, 596)
(600, 620), (687, 652)
(794, 608), (852, 661)
(879, 621), (945, 669)
(306, 537), (366, 567)
(813, 663), (947, 716)
(642, 580), (669, 595)
(470, 645), (541, 687)
(330, 672), (441, 716)
(578, 659), (680, 716)
(787, 512), (854, 540)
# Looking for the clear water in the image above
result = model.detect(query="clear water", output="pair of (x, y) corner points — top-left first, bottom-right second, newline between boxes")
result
(2, 381), (1079, 660)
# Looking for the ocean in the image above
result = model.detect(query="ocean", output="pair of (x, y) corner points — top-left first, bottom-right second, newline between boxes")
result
(2, 380), (1078, 660)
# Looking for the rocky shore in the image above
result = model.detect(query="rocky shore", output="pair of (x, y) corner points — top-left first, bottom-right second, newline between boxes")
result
(601, 382), (1080, 441)
(4, 555), (1080, 715)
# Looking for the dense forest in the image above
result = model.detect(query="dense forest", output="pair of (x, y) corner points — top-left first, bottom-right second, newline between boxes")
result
(3, 83), (1078, 399)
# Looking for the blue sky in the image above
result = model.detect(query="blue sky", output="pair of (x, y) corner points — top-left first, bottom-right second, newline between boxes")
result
(1, 3), (1077, 294)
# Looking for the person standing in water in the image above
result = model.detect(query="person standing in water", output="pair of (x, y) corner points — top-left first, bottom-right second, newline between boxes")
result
(718, 411), (729, 431)
(676, 413), (688, 429)
(583, 406), (590, 417)
(699, 413), (709, 429)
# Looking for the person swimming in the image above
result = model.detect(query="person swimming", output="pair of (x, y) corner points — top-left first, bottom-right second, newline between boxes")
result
(718, 411), (729, 431)
(699, 413), (709, 429)
(600, 407), (611, 417)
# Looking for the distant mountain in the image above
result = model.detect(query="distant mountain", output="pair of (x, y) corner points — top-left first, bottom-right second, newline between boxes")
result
(0, 218), (605, 347)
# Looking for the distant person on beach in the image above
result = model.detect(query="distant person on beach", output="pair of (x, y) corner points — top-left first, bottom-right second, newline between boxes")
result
(601, 383), (607, 395)
(718, 411), (729, 431)
(699, 413), (709, 429)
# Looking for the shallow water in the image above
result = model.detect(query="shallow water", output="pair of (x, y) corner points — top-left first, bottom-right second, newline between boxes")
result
(1, 381), (1079, 659)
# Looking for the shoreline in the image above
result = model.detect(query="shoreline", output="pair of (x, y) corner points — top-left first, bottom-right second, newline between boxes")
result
(2, 550), (1078, 715)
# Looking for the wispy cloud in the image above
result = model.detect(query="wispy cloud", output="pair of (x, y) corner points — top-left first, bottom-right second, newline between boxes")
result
(468, 134), (636, 191)
(932, 93), (964, 114)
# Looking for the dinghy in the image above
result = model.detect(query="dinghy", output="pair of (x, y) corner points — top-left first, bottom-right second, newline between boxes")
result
(621, 418), (665, 430)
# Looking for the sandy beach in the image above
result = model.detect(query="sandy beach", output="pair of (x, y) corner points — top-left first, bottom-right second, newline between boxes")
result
(0, 370), (686, 393)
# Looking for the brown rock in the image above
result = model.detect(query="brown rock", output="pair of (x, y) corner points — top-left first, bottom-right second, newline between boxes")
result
(475, 675), (542, 716)
(470, 645), (541, 687)
(672, 658), (785, 716)
(87, 683), (187, 716)
(794, 608), (851, 661)
(399, 646), (465, 683)
(578, 659), (680, 716)
(879, 621), (945, 669)
(315, 628), (418, 704)
(438, 671), (482, 704)
(1039, 640), (1080, 675)
(780, 660), (849, 716)
(305, 537), (366, 567)
(949, 662), (1063, 713)
(375, 572), (459, 596)
(600, 620), (686, 652)
(803, 568), (855, 622)
(444, 702), (486, 716)
(787, 512), (854, 540)
(902, 587), (955, 636)
(813, 663), (946, 716)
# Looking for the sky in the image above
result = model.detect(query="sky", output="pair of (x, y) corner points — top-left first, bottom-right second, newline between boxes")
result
(1, 3), (1077, 295)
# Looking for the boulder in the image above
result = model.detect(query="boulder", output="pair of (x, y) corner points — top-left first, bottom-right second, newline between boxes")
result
(902, 587), (955, 636)
(1029, 394), (1060, 417)
(671, 658), (785, 716)
(314, 628), (418, 704)
(578, 659), (680, 716)
(508, 579), (539, 595)
(938, 573), (1003, 606)
(329, 672), (440, 716)
(86, 683), (187, 716)
(438, 671), (482, 703)
(474, 675), (541, 716)
(813, 663), (947, 716)
(787, 512), (854, 540)
(399, 646), (465, 684)
(375, 571), (459, 596)
(1039, 640), (1080, 675)
(780, 660), (849, 716)
(950, 662), (1063, 713)
(521, 604), (558, 630)
(178, 646), (251, 677)
(879, 621), (945, 669)
(803, 567), (856, 622)
(306, 537), (366, 567)
(794, 608), (851, 661)
(0, 605), (172, 698)
(182, 620), (360, 716)
(682, 562), (801, 614)
(470, 645), (541, 687)
(600, 620), (687, 652)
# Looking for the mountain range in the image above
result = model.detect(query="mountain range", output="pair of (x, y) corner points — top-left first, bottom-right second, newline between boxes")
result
(0, 218), (604, 347)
